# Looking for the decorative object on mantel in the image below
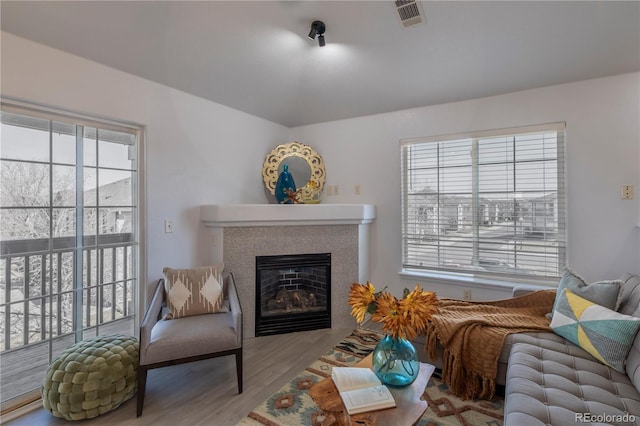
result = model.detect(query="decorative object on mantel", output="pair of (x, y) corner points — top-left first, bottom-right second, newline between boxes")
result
(349, 282), (439, 387)
(274, 163), (298, 204)
(262, 141), (325, 204)
(298, 179), (322, 204)
(281, 188), (302, 204)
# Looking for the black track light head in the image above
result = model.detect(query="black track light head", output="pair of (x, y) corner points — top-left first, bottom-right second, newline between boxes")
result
(308, 20), (326, 46)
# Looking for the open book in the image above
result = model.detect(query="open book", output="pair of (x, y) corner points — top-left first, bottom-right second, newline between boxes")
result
(331, 367), (396, 415)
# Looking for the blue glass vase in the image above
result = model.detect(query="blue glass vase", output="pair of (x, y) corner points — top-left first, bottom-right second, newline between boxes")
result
(372, 335), (419, 387)
(275, 163), (297, 204)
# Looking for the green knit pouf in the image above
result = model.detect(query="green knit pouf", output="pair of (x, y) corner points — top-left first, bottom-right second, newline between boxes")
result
(42, 334), (139, 420)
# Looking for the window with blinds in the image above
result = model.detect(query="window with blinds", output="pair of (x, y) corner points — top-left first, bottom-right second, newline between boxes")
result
(401, 123), (566, 280)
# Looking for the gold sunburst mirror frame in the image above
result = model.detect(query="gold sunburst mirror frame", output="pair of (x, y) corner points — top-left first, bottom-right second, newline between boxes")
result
(262, 141), (326, 203)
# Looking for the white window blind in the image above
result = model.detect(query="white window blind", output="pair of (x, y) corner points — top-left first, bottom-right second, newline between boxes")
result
(401, 123), (566, 280)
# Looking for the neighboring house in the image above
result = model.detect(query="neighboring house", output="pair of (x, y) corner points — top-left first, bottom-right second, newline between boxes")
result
(83, 177), (133, 234)
(525, 193), (557, 236)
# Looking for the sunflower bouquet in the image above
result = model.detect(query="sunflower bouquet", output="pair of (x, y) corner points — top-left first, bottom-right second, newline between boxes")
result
(348, 282), (439, 341)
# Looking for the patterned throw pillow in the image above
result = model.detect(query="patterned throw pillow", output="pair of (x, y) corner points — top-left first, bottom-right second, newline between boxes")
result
(162, 264), (226, 319)
(550, 268), (622, 318)
(550, 288), (640, 373)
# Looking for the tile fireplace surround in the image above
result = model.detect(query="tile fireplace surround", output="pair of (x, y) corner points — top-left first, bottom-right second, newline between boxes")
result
(200, 204), (376, 338)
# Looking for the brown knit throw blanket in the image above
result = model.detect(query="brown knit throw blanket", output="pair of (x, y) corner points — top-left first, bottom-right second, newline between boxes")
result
(425, 289), (556, 400)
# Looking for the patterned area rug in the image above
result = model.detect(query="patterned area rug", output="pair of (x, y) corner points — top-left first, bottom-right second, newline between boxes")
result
(236, 328), (504, 426)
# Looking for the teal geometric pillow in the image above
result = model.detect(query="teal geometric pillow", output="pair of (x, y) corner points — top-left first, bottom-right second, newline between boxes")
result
(550, 268), (622, 318)
(550, 288), (640, 373)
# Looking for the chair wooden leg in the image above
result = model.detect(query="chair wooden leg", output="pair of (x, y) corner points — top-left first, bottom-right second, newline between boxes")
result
(136, 366), (148, 417)
(235, 348), (243, 394)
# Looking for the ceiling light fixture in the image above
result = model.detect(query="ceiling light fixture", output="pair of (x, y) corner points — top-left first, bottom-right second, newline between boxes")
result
(308, 20), (326, 47)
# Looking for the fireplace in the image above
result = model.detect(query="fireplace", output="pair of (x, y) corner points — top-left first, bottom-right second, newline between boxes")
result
(255, 253), (331, 337)
(201, 203), (376, 338)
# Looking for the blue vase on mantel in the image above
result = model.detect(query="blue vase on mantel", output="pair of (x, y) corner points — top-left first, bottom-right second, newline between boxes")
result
(275, 163), (297, 204)
(372, 334), (420, 387)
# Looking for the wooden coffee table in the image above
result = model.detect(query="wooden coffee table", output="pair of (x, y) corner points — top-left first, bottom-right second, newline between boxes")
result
(308, 354), (434, 426)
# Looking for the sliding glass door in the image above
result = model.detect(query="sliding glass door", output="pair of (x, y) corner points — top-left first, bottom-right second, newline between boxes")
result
(0, 103), (140, 406)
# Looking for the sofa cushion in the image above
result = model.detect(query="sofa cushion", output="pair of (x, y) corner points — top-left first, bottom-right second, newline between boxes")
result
(505, 335), (640, 426)
(162, 264), (227, 319)
(417, 331), (555, 387)
(618, 273), (640, 317)
(550, 288), (640, 373)
(550, 268), (622, 317)
(617, 273), (640, 393)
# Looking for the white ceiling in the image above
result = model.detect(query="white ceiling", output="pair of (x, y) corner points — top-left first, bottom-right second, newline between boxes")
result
(2, 1), (639, 127)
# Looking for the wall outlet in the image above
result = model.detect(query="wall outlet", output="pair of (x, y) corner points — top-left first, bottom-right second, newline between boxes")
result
(355, 184), (361, 195)
(622, 185), (634, 199)
(333, 185), (339, 195)
(164, 220), (173, 233)
(463, 289), (472, 300)
(326, 186), (333, 196)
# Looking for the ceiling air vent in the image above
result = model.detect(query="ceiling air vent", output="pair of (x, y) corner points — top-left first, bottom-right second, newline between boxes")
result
(395, 0), (425, 28)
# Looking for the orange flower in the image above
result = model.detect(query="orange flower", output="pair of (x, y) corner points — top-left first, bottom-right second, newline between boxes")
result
(348, 282), (376, 323)
(400, 285), (439, 336)
(348, 282), (439, 341)
(372, 291), (408, 339)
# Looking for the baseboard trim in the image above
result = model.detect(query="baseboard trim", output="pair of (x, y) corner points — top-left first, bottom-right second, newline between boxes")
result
(1, 399), (41, 423)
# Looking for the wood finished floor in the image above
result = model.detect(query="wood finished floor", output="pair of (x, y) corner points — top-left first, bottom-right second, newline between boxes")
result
(6, 327), (354, 426)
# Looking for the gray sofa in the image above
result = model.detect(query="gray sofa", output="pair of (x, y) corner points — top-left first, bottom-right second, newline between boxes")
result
(418, 273), (640, 426)
(504, 273), (640, 425)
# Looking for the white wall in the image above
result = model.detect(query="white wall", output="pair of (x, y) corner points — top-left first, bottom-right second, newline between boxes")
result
(3, 32), (638, 304)
(1, 32), (290, 304)
(290, 73), (640, 300)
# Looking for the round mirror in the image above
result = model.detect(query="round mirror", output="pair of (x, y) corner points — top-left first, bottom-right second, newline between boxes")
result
(262, 141), (326, 203)
(278, 156), (311, 188)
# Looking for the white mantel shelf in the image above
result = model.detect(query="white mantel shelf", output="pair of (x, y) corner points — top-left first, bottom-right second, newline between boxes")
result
(200, 204), (376, 227)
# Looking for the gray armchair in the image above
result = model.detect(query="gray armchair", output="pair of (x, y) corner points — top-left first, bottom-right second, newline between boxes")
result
(136, 271), (242, 417)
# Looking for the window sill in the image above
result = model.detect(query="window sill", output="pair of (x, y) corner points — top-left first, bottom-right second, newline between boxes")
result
(399, 269), (558, 292)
